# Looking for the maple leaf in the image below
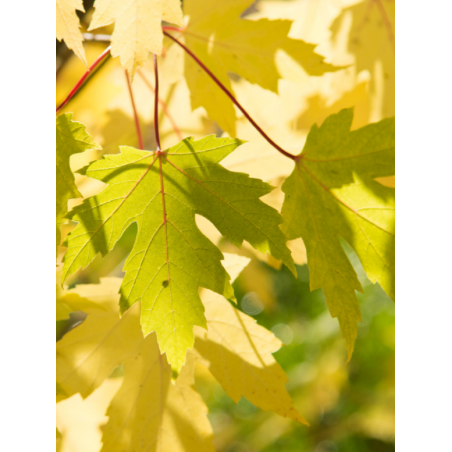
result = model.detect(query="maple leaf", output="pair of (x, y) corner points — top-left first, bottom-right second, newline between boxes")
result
(101, 334), (214, 452)
(194, 255), (308, 425)
(57, 256), (304, 450)
(56, 113), (100, 252)
(281, 108), (395, 360)
(56, 279), (143, 399)
(62, 136), (295, 369)
(88, 0), (183, 79)
(57, 280), (214, 451)
(182, 0), (341, 135)
(331, 0), (395, 118)
(56, 286), (100, 321)
(56, 0), (87, 65)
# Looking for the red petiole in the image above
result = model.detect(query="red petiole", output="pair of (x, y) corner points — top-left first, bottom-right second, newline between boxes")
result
(57, 29), (299, 161)
(56, 46), (111, 113)
(125, 71), (144, 150)
(163, 31), (298, 161)
(152, 54), (161, 151)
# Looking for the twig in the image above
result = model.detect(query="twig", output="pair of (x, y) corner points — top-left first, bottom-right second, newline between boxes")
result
(153, 54), (161, 151)
(125, 71), (144, 150)
(137, 69), (183, 141)
(56, 46), (111, 113)
(163, 31), (298, 161)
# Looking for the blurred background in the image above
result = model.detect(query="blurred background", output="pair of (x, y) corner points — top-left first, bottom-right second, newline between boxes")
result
(57, 0), (395, 450)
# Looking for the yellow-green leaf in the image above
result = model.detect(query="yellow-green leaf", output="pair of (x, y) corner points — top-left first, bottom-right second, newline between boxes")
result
(281, 109), (395, 360)
(88, 0), (183, 79)
(56, 113), (100, 252)
(182, 0), (341, 135)
(62, 136), (295, 369)
(56, 0), (87, 65)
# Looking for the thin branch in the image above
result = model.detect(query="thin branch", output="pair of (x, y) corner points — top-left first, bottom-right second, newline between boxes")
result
(56, 46), (111, 113)
(137, 69), (183, 141)
(125, 71), (144, 150)
(153, 54), (162, 151)
(61, 30), (299, 161)
(163, 31), (298, 161)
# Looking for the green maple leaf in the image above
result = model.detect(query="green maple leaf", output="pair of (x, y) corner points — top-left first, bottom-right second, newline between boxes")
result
(56, 113), (100, 252)
(62, 135), (295, 369)
(281, 109), (395, 360)
(182, 0), (342, 136)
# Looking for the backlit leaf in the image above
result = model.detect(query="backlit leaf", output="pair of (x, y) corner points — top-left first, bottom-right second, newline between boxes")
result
(88, 0), (183, 79)
(56, 278), (143, 399)
(101, 334), (214, 452)
(281, 109), (394, 360)
(56, 0), (87, 65)
(57, 265), (304, 450)
(194, 253), (307, 425)
(62, 136), (295, 369)
(182, 0), (342, 135)
(331, 0), (395, 119)
(56, 113), (100, 252)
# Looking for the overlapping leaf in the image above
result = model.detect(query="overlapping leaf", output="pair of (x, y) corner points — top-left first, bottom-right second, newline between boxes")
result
(331, 0), (395, 118)
(182, 0), (342, 135)
(193, 256), (308, 424)
(281, 109), (395, 359)
(57, 280), (214, 451)
(88, 0), (183, 78)
(102, 335), (214, 452)
(56, 256), (304, 450)
(56, 0), (87, 65)
(56, 279), (143, 399)
(62, 135), (295, 369)
(56, 113), (100, 252)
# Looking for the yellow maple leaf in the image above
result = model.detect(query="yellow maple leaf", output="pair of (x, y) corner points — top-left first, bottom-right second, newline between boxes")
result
(56, 378), (122, 452)
(102, 334), (214, 452)
(182, 0), (340, 136)
(331, 0), (395, 119)
(56, 278), (215, 451)
(56, 0), (87, 65)
(195, 254), (308, 425)
(56, 278), (143, 399)
(57, 256), (307, 450)
(88, 0), (183, 78)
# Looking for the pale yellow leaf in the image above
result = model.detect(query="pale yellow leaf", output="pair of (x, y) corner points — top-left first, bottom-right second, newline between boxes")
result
(56, 289), (105, 321)
(88, 0), (183, 78)
(331, 0), (395, 119)
(195, 254), (308, 424)
(56, 278), (143, 399)
(56, 277), (215, 451)
(56, 378), (122, 452)
(101, 333), (214, 452)
(56, 0), (87, 65)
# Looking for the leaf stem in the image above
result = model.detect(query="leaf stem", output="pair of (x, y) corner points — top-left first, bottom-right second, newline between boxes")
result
(153, 54), (162, 151)
(137, 69), (183, 141)
(56, 46), (111, 113)
(163, 31), (298, 161)
(125, 71), (144, 150)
